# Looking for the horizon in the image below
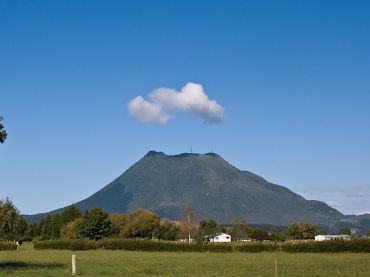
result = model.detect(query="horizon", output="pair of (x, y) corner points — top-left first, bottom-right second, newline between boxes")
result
(1, 0), (370, 216)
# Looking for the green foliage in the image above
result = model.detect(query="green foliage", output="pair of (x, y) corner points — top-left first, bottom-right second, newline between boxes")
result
(29, 205), (82, 240)
(0, 116), (7, 143)
(39, 214), (64, 239)
(229, 220), (249, 241)
(236, 243), (279, 252)
(32, 238), (370, 253)
(111, 211), (179, 240)
(0, 241), (17, 250)
(285, 221), (317, 239)
(339, 227), (351, 235)
(61, 205), (82, 223)
(153, 219), (180, 240)
(33, 238), (233, 252)
(77, 208), (112, 240)
(25, 223), (40, 240)
(119, 210), (160, 239)
(98, 239), (233, 252)
(60, 218), (82, 239)
(248, 228), (270, 241)
(282, 238), (370, 253)
(198, 219), (221, 239)
(269, 227), (286, 242)
(0, 198), (23, 240)
(33, 239), (97, 250)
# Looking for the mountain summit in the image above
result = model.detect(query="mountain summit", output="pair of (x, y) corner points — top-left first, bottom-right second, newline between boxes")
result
(25, 151), (345, 227)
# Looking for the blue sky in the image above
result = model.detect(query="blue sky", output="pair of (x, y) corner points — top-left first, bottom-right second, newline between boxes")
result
(1, 0), (369, 215)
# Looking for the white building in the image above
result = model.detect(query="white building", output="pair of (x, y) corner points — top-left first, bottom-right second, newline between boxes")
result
(314, 235), (351, 241)
(204, 233), (231, 243)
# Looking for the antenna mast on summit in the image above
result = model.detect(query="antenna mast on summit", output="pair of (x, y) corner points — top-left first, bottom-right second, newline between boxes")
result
(190, 146), (193, 153)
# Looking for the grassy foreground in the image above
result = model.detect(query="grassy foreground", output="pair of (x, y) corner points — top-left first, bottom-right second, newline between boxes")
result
(0, 243), (369, 276)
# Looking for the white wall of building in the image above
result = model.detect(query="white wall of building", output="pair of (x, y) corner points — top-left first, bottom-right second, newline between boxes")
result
(210, 233), (231, 243)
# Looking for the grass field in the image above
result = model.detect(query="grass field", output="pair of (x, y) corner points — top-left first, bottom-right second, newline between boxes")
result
(0, 243), (370, 276)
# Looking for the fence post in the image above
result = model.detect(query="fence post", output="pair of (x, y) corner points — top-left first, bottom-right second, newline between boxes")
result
(72, 254), (76, 275)
(274, 255), (278, 277)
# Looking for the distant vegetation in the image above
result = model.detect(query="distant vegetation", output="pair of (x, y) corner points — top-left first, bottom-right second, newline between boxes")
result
(2, 198), (369, 246)
(0, 115), (6, 143)
(33, 238), (370, 253)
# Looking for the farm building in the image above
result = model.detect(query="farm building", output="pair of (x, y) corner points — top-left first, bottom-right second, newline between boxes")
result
(314, 235), (351, 241)
(204, 233), (231, 243)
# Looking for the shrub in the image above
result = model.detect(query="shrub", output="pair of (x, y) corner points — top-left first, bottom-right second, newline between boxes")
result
(97, 239), (233, 253)
(282, 239), (370, 253)
(236, 243), (279, 252)
(32, 238), (370, 253)
(33, 239), (97, 250)
(0, 241), (17, 251)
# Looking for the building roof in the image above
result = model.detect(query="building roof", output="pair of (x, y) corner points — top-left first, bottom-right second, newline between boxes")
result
(315, 235), (351, 238)
(204, 232), (231, 238)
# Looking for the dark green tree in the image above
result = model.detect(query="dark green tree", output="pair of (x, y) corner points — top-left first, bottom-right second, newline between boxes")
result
(77, 208), (112, 240)
(0, 116), (7, 143)
(25, 222), (39, 240)
(16, 217), (28, 241)
(0, 198), (22, 240)
(285, 221), (317, 240)
(339, 227), (351, 235)
(249, 228), (270, 241)
(198, 219), (221, 238)
(269, 227), (285, 242)
(39, 214), (64, 239)
(153, 219), (180, 240)
(61, 205), (82, 224)
(229, 219), (249, 241)
(32, 206), (82, 240)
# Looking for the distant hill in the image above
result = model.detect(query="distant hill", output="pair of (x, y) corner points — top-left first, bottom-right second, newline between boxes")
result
(24, 151), (350, 229)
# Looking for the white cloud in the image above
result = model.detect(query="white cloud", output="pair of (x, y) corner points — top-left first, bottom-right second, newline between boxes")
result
(128, 96), (171, 124)
(128, 82), (224, 124)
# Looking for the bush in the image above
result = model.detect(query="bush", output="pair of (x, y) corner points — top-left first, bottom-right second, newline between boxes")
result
(33, 239), (97, 250)
(0, 241), (17, 251)
(282, 239), (370, 253)
(236, 243), (279, 252)
(33, 238), (370, 253)
(97, 239), (233, 253)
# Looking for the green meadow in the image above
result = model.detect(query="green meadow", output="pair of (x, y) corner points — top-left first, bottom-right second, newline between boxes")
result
(0, 243), (369, 276)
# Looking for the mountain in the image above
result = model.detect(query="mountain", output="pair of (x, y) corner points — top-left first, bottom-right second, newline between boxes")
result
(24, 151), (345, 228)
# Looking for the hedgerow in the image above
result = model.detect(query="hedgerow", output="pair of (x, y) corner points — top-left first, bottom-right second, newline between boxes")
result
(282, 239), (370, 253)
(0, 241), (17, 251)
(236, 243), (279, 252)
(97, 239), (233, 252)
(33, 238), (370, 253)
(33, 239), (97, 250)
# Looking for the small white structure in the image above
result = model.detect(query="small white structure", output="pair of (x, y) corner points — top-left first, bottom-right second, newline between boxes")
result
(204, 233), (231, 243)
(314, 235), (351, 241)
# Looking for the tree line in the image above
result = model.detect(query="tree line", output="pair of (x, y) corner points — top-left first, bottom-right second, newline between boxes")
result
(0, 116), (6, 144)
(1, 198), (369, 242)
